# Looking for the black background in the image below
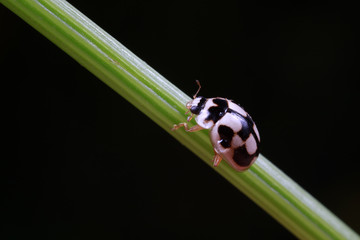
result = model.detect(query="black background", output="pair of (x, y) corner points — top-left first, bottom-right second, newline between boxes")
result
(2, 1), (359, 239)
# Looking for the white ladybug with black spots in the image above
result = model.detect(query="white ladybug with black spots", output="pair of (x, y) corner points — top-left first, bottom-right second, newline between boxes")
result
(172, 81), (260, 172)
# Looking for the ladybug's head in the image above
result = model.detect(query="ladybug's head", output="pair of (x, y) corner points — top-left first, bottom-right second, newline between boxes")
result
(186, 97), (206, 115)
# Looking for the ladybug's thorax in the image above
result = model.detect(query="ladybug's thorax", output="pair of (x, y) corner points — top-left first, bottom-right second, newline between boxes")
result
(191, 97), (228, 129)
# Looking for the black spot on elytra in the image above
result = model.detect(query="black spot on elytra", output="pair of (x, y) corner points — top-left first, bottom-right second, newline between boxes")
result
(190, 97), (207, 114)
(213, 98), (228, 109)
(206, 107), (225, 123)
(218, 125), (234, 148)
(237, 117), (252, 141)
(205, 98), (228, 123)
(233, 145), (254, 167)
(228, 109), (258, 144)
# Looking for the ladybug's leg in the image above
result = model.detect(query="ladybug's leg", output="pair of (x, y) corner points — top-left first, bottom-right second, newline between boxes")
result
(171, 123), (203, 132)
(187, 113), (194, 122)
(213, 153), (222, 167)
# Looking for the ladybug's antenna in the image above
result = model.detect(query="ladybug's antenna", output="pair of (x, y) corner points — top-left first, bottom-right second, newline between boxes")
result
(193, 80), (201, 99)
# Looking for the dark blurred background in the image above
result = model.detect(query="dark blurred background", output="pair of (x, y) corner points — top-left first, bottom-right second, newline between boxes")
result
(1, 1), (359, 239)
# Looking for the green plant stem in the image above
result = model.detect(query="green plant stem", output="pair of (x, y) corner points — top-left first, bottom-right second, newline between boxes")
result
(1, 0), (358, 239)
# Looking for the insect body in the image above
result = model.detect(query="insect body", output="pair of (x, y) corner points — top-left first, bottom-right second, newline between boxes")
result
(172, 81), (260, 172)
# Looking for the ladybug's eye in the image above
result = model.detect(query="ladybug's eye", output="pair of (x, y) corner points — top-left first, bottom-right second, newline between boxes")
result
(190, 105), (201, 115)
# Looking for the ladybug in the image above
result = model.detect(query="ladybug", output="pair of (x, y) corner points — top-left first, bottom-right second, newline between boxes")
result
(172, 81), (260, 172)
